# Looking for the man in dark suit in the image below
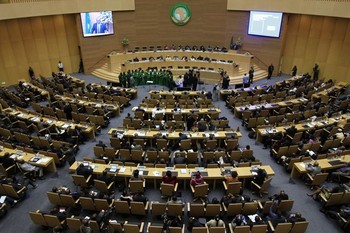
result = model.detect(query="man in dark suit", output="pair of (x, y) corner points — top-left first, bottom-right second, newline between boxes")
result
(91, 19), (108, 34)
(287, 212), (306, 224)
(76, 163), (93, 178)
(267, 64), (274, 79)
(269, 190), (289, 203)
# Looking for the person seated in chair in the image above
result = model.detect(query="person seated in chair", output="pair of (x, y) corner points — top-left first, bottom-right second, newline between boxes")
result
(0, 152), (15, 169)
(225, 170), (239, 185)
(166, 195), (184, 206)
(267, 204), (287, 228)
(130, 169), (144, 181)
(187, 217), (205, 232)
(52, 185), (71, 195)
(96, 171), (114, 185)
(17, 159), (44, 180)
(190, 171), (205, 187)
(269, 190), (289, 203)
(120, 189), (133, 202)
(253, 168), (267, 186)
(231, 214), (247, 230)
(162, 170), (177, 185)
(76, 163), (93, 178)
(173, 149), (187, 164)
(305, 161), (321, 180)
(287, 212), (306, 224)
(249, 215), (265, 229)
(207, 215), (225, 227)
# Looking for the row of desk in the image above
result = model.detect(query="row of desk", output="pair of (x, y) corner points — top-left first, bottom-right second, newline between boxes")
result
(54, 95), (120, 116)
(21, 82), (50, 100)
(311, 82), (347, 103)
(69, 161), (274, 189)
(108, 128), (242, 140)
(291, 155), (350, 178)
(108, 50), (253, 78)
(3, 107), (95, 139)
(0, 147), (56, 173)
(219, 75), (306, 99)
(132, 107), (221, 121)
(234, 97), (309, 118)
(90, 83), (138, 98)
(149, 90), (207, 98)
(256, 113), (350, 142)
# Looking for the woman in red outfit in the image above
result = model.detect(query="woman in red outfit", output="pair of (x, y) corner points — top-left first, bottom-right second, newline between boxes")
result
(162, 170), (177, 185)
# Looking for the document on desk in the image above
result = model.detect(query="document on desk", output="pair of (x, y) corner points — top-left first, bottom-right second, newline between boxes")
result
(181, 169), (187, 174)
(153, 171), (160, 176)
(119, 167), (126, 173)
(62, 123), (71, 129)
(31, 116), (40, 122)
(300, 163), (306, 168)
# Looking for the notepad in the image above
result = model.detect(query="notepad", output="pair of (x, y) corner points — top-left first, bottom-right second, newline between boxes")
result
(181, 169), (187, 174)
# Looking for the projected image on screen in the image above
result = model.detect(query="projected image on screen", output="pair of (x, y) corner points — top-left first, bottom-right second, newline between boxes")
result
(80, 11), (114, 37)
(248, 11), (283, 38)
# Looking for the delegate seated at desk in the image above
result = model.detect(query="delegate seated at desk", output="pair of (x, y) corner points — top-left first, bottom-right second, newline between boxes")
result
(162, 170), (178, 185)
(190, 171), (205, 187)
(305, 161), (321, 177)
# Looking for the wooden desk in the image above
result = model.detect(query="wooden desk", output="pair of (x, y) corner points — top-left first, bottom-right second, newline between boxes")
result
(3, 107), (95, 139)
(108, 128), (242, 139)
(22, 82), (50, 100)
(67, 75), (85, 88)
(234, 97), (309, 118)
(55, 95), (120, 116)
(0, 147), (56, 173)
(256, 113), (350, 142)
(276, 75), (304, 87)
(108, 50), (253, 76)
(132, 107), (221, 121)
(291, 155), (350, 178)
(149, 90), (207, 98)
(219, 85), (269, 100)
(69, 161), (274, 189)
(311, 82), (347, 103)
(91, 83), (138, 99)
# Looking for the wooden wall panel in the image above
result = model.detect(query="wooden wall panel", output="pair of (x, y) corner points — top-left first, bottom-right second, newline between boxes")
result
(282, 14), (350, 82)
(0, 15), (79, 85)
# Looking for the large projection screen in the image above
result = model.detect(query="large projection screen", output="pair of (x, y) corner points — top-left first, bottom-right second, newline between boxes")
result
(81, 11), (114, 37)
(248, 11), (283, 38)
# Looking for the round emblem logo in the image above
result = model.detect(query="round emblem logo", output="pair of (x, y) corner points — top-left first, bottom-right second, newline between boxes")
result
(170, 3), (191, 26)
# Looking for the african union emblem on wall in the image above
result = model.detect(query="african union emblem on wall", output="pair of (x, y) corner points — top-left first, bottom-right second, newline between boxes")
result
(170, 3), (191, 26)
